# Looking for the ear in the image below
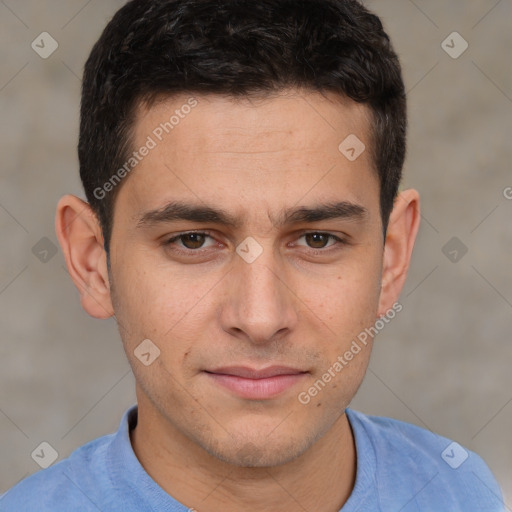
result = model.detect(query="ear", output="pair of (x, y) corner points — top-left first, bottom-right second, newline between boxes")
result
(55, 195), (114, 319)
(377, 189), (421, 317)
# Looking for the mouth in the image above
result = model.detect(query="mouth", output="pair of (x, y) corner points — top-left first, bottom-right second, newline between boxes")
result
(204, 366), (309, 400)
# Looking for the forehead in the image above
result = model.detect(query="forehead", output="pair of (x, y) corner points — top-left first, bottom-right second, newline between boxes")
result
(135, 89), (371, 153)
(116, 89), (379, 228)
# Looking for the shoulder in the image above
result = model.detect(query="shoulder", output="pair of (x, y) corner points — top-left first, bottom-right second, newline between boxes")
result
(346, 408), (505, 511)
(0, 433), (115, 512)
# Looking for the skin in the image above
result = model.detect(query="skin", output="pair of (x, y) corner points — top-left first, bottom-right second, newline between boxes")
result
(56, 88), (420, 512)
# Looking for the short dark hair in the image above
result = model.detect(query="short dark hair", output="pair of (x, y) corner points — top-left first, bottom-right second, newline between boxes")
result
(79, 0), (406, 254)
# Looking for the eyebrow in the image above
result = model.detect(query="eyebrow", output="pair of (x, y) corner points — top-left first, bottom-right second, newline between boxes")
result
(136, 200), (368, 229)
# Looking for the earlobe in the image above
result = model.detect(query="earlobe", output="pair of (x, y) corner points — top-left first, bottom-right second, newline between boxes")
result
(55, 195), (114, 319)
(377, 189), (421, 318)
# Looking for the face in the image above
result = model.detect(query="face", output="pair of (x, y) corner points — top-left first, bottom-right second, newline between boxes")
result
(107, 89), (386, 467)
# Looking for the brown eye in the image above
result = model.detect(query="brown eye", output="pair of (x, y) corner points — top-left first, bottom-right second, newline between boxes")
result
(165, 231), (216, 251)
(177, 233), (207, 249)
(304, 233), (331, 249)
(294, 232), (347, 253)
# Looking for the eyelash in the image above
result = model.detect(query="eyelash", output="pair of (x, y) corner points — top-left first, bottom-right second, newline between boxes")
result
(163, 230), (348, 256)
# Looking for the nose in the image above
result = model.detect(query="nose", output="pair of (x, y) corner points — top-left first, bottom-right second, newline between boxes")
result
(219, 249), (299, 345)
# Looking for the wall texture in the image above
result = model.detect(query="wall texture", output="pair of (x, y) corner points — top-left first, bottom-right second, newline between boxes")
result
(0, 0), (511, 504)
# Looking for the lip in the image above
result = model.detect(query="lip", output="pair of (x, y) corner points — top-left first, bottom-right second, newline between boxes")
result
(204, 366), (308, 400)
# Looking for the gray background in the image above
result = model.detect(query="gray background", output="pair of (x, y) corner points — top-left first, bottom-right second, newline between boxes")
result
(1, 0), (511, 505)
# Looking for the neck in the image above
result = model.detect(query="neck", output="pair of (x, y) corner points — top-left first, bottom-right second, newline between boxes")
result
(130, 398), (356, 512)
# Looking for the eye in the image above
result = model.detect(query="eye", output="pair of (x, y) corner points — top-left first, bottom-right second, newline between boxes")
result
(295, 232), (345, 250)
(163, 230), (347, 258)
(164, 231), (216, 251)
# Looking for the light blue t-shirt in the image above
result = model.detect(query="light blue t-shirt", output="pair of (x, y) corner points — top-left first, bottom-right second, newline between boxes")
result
(1, 405), (505, 511)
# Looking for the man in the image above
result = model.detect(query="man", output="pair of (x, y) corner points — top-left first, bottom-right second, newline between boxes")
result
(1, 0), (505, 510)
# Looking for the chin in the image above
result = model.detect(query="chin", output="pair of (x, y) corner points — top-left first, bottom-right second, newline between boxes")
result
(198, 426), (319, 468)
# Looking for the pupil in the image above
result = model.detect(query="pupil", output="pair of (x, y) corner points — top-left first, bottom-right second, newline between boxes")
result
(307, 233), (327, 248)
(184, 233), (204, 249)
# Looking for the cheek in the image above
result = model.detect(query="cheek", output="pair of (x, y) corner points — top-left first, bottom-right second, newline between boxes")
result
(110, 253), (218, 366)
(110, 263), (204, 405)
(308, 253), (382, 340)
(310, 256), (381, 402)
